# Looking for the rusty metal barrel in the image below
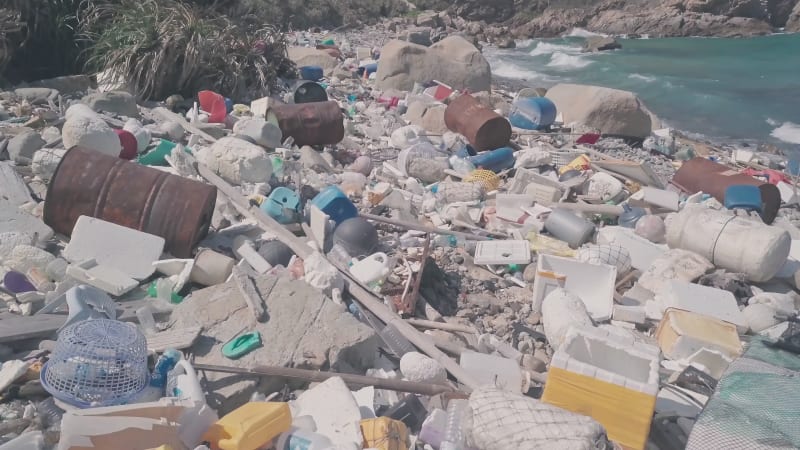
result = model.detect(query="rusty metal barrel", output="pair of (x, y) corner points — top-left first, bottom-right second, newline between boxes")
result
(44, 146), (216, 257)
(671, 157), (780, 224)
(444, 94), (512, 152)
(267, 101), (344, 147)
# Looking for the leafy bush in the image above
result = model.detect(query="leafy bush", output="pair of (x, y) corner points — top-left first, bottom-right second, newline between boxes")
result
(85, 0), (295, 100)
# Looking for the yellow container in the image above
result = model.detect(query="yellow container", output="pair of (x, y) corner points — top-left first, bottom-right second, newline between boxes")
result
(360, 417), (409, 450)
(203, 402), (292, 450)
(542, 367), (656, 450)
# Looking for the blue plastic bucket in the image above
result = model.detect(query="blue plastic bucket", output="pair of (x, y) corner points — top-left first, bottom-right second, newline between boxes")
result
(299, 65), (324, 82)
(310, 186), (358, 225)
(509, 97), (557, 130)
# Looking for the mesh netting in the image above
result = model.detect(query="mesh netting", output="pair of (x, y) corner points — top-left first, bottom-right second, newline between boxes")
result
(686, 338), (800, 450)
(576, 244), (632, 275)
(42, 319), (149, 407)
(463, 170), (501, 191)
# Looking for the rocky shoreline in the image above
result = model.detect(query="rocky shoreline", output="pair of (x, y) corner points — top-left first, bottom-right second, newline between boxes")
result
(400, 0), (800, 43)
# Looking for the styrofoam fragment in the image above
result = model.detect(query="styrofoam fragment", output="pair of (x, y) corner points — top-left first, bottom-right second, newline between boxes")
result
(532, 254), (616, 322)
(653, 281), (748, 333)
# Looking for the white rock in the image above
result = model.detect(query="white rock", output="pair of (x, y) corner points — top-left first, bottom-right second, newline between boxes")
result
(199, 137), (271, 185)
(232, 118), (282, 149)
(32, 148), (67, 181)
(292, 377), (364, 450)
(8, 244), (56, 274)
(542, 288), (594, 350)
(61, 114), (121, 157)
(8, 132), (46, 165)
(400, 352), (447, 383)
(0, 232), (34, 261)
(159, 121), (185, 141)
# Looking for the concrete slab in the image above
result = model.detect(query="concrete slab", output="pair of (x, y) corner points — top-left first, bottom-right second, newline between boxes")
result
(146, 326), (202, 353)
(0, 162), (34, 208)
(64, 216), (165, 280)
(0, 210), (54, 245)
(171, 275), (380, 414)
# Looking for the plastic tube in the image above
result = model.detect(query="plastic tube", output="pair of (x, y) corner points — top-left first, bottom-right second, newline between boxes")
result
(440, 399), (471, 450)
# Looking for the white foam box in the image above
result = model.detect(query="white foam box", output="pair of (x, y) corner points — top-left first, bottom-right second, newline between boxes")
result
(612, 304), (647, 324)
(495, 194), (534, 222)
(474, 240), (531, 265)
(64, 216), (165, 280)
(597, 226), (666, 271)
(654, 308), (743, 361)
(66, 259), (138, 297)
(629, 187), (680, 211)
(542, 326), (661, 450)
(656, 281), (748, 333)
(532, 254), (616, 322)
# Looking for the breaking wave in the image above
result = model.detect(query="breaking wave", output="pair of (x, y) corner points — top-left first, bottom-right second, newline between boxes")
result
(547, 52), (593, 69)
(529, 42), (582, 56)
(629, 73), (657, 83)
(771, 122), (800, 144)
(565, 28), (607, 38)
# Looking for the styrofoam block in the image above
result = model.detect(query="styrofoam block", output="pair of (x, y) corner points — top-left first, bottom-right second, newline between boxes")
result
(630, 187), (680, 211)
(555, 325), (661, 395)
(496, 194), (533, 222)
(597, 226), (666, 271)
(532, 254), (616, 322)
(777, 181), (799, 205)
(460, 351), (524, 393)
(612, 305), (646, 324)
(474, 240), (531, 265)
(655, 308), (742, 361)
(64, 216), (164, 280)
(66, 259), (138, 296)
(759, 321), (791, 340)
(686, 348), (732, 380)
(776, 240), (800, 279)
(655, 281), (748, 333)
(291, 377), (364, 449)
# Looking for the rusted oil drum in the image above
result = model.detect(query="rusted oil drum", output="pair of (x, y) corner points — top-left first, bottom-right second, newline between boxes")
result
(43, 146), (216, 257)
(671, 157), (780, 224)
(444, 94), (512, 152)
(267, 101), (344, 147)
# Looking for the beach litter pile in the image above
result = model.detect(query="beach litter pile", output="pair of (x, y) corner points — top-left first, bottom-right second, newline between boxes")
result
(1, 13), (800, 450)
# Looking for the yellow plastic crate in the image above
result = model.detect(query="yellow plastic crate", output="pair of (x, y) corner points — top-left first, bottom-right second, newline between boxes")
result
(543, 367), (656, 450)
(360, 417), (409, 450)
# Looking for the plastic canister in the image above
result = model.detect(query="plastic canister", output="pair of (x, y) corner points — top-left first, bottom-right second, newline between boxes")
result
(275, 428), (333, 450)
(509, 97), (557, 130)
(203, 402), (292, 450)
(467, 147), (515, 173)
(360, 417), (409, 450)
(665, 207), (791, 282)
(299, 66), (324, 82)
(544, 209), (595, 249)
(293, 81), (328, 104)
(166, 359), (205, 404)
(350, 253), (391, 286)
(261, 187), (301, 224)
(310, 186), (358, 226)
(618, 204), (646, 228)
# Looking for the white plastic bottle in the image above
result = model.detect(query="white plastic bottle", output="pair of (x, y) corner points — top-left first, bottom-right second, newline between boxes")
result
(440, 399), (471, 450)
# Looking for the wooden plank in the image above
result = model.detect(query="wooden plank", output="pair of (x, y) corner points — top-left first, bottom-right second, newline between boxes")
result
(0, 298), (151, 344)
(146, 326), (202, 353)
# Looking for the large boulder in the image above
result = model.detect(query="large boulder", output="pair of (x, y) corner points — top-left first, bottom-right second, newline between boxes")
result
(545, 84), (653, 139)
(582, 36), (622, 52)
(82, 91), (139, 117)
(287, 47), (338, 75)
(787, 1), (800, 31)
(8, 132), (46, 165)
(171, 275), (380, 413)
(61, 113), (121, 157)
(375, 36), (492, 92)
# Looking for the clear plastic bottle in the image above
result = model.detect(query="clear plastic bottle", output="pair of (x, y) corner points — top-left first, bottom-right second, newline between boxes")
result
(440, 399), (471, 450)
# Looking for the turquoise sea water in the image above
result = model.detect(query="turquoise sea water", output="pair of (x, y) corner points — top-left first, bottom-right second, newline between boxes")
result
(484, 31), (800, 150)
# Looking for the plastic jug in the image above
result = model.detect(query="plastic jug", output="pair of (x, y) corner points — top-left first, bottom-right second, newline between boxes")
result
(275, 428), (334, 450)
(261, 187), (301, 224)
(166, 359), (205, 404)
(467, 147), (515, 173)
(350, 253), (391, 286)
(203, 402), (292, 450)
(618, 204), (646, 228)
(310, 186), (358, 226)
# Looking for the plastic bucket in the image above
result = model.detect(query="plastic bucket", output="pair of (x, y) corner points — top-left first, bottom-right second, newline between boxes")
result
(509, 97), (557, 130)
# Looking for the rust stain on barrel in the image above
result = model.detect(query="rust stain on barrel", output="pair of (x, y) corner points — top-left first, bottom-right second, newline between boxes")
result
(444, 94), (511, 152)
(269, 101), (344, 147)
(43, 146), (216, 257)
(671, 157), (780, 224)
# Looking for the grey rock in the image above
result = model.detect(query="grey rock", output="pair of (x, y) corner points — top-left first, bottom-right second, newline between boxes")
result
(232, 118), (282, 149)
(8, 132), (46, 165)
(406, 27), (433, 46)
(287, 47), (338, 76)
(171, 275), (380, 414)
(582, 36), (622, 52)
(14, 88), (59, 105)
(416, 11), (441, 28)
(82, 91), (139, 117)
(0, 161), (34, 207)
(299, 145), (333, 173)
(497, 38), (516, 49)
(29, 75), (93, 94)
(787, 0), (800, 31)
